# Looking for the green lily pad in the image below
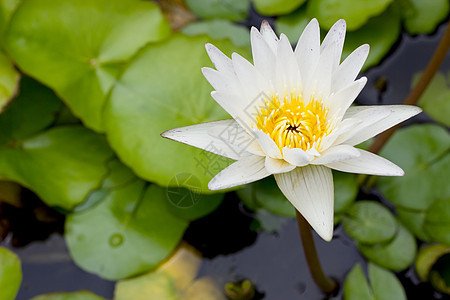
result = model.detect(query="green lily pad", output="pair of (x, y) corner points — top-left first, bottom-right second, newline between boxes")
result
(359, 224), (417, 271)
(30, 291), (106, 300)
(344, 263), (373, 300)
(397, 207), (431, 242)
(115, 271), (177, 300)
(0, 126), (113, 210)
(368, 263), (406, 300)
(334, 171), (358, 214)
(252, 0), (306, 16)
(252, 176), (295, 218)
(104, 34), (248, 192)
(0, 51), (19, 113)
(0, 0), (20, 41)
(377, 124), (450, 211)
(415, 244), (450, 282)
(164, 175), (224, 221)
(342, 7), (401, 71)
(185, 0), (249, 21)
(4, 0), (170, 131)
(66, 173), (189, 279)
(0, 76), (62, 145)
(0, 247), (21, 300)
(429, 253), (450, 294)
(424, 198), (450, 246)
(342, 201), (397, 244)
(416, 71), (450, 127)
(344, 263), (406, 300)
(182, 19), (250, 49)
(307, 0), (393, 30)
(275, 5), (310, 44)
(401, 0), (449, 34)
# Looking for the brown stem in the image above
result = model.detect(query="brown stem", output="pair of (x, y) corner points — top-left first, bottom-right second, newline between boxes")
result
(296, 210), (338, 294)
(368, 21), (450, 154)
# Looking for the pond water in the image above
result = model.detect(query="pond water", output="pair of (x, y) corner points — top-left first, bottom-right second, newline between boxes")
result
(1, 20), (449, 300)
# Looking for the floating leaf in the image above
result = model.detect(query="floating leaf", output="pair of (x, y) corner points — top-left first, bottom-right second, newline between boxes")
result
(104, 34), (248, 192)
(182, 19), (250, 49)
(396, 207), (431, 242)
(342, 7), (401, 71)
(415, 244), (450, 282)
(334, 171), (358, 215)
(424, 198), (450, 246)
(0, 0), (20, 40)
(359, 224), (417, 271)
(344, 263), (406, 300)
(368, 263), (406, 300)
(252, 0), (306, 16)
(416, 71), (450, 127)
(429, 253), (450, 294)
(401, 0), (449, 34)
(0, 126), (113, 210)
(307, 0), (393, 30)
(275, 5), (310, 44)
(66, 169), (189, 279)
(342, 201), (397, 244)
(0, 247), (21, 300)
(185, 0), (249, 21)
(344, 263), (373, 300)
(252, 176), (295, 218)
(4, 0), (170, 131)
(0, 51), (19, 113)
(30, 291), (106, 300)
(377, 124), (450, 211)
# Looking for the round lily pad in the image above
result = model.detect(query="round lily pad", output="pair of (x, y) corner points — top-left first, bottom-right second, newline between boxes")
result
(416, 71), (450, 127)
(424, 198), (450, 246)
(65, 180), (189, 280)
(185, 0), (249, 21)
(104, 34), (248, 192)
(307, 0), (393, 30)
(396, 207), (431, 242)
(30, 291), (106, 300)
(4, 0), (170, 131)
(358, 224), (417, 271)
(333, 171), (358, 215)
(377, 124), (450, 211)
(0, 126), (113, 210)
(342, 201), (397, 245)
(401, 0), (449, 34)
(0, 247), (21, 300)
(252, 0), (306, 16)
(343, 263), (373, 300)
(415, 244), (450, 282)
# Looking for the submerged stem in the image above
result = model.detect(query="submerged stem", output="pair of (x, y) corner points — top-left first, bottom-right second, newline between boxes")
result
(368, 21), (450, 154)
(296, 210), (338, 294)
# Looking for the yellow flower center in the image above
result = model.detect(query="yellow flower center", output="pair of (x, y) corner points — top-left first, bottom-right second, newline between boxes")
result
(254, 93), (332, 152)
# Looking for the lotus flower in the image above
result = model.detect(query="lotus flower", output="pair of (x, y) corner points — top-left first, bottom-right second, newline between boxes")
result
(162, 19), (421, 241)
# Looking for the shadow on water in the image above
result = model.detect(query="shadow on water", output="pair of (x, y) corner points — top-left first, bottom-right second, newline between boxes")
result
(1, 21), (449, 300)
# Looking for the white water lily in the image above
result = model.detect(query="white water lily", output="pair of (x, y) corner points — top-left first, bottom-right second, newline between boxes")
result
(162, 19), (421, 241)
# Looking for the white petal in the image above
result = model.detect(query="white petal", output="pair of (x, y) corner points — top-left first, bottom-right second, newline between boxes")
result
(161, 120), (259, 160)
(326, 149), (404, 176)
(205, 43), (234, 76)
(202, 67), (241, 95)
(253, 129), (282, 159)
(333, 106), (392, 145)
(251, 26), (276, 81)
(332, 44), (370, 93)
(275, 165), (334, 241)
(210, 91), (253, 127)
(342, 105), (422, 146)
(265, 156), (295, 174)
(232, 52), (268, 99)
(328, 77), (367, 116)
(295, 18), (320, 89)
(260, 20), (279, 54)
(311, 144), (360, 165)
(208, 155), (270, 190)
(321, 19), (346, 72)
(276, 34), (301, 95)
(307, 40), (336, 101)
(282, 147), (312, 166)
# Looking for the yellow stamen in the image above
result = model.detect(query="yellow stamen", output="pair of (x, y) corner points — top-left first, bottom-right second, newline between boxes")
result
(254, 93), (332, 152)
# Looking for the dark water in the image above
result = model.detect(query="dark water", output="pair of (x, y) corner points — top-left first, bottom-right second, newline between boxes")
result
(1, 19), (449, 300)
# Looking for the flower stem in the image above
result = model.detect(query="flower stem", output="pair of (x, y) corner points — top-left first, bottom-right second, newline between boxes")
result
(368, 21), (450, 154)
(296, 210), (338, 294)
